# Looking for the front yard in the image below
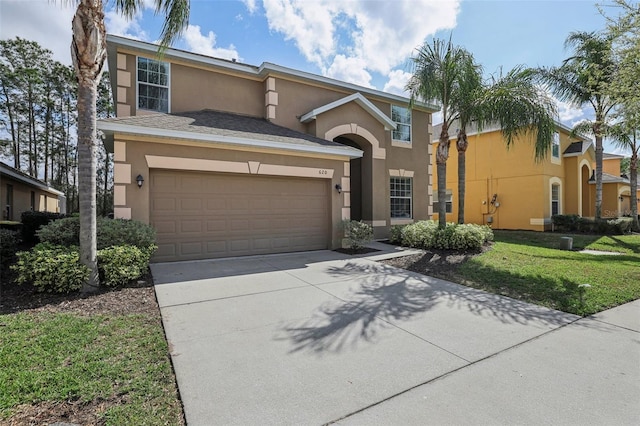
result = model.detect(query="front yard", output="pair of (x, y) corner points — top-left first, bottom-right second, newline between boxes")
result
(383, 230), (640, 316)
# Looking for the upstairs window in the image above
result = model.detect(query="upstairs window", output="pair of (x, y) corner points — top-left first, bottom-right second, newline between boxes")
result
(137, 57), (169, 113)
(552, 132), (560, 158)
(390, 177), (412, 218)
(391, 105), (411, 142)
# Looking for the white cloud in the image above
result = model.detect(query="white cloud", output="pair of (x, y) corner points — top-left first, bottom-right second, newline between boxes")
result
(105, 8), (148, 40)
(260, 0), (460, 89)
(182, 25), (240, 61)
(325, 55), (372, 87)
(383, 70), (412, 96)
(242, 0), (258, 14)
(556, 98), (586, 124)
(0, 1), (76, 65)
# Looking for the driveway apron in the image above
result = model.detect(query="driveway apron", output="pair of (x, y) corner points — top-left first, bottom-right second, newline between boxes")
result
(151, 249), (639, 425)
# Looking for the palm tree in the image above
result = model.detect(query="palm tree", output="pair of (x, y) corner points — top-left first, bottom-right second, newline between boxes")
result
(454, 67), (557, 224)
(69, 0), (190, 292)
(608, 117), (639, 231)
(535, 31), (617, 220)
(406, 38), (475, 228)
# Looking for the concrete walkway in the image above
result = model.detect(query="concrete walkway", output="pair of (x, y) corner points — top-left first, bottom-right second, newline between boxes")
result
(151, 244), (640, 425)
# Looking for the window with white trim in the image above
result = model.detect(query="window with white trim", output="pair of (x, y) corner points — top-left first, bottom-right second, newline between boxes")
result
(552, 132), (560, 158)
(391, 105), (411, 142)
(137, 56), (169, 113)
(390, 177), (412, 218)
(433, 189), (453, 214)
(551, 184), (560, 216)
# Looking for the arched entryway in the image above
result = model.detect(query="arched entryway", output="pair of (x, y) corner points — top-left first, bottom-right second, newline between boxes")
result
(334, 134), (372, 222)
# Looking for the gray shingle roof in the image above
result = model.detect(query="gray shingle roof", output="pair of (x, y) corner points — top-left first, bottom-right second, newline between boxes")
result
(563, 141), (584, 155)
(99, 110), (362, 156)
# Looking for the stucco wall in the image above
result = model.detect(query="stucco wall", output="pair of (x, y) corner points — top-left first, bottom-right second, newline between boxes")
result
(1, 175), (60, 220)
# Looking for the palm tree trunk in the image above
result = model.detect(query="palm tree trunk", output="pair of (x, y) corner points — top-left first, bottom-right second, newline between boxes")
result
(456, 129), (468, 224)
(594, 135), (603, 219)
(630, 144), (638, 232)
(72, 0), (106, 293)
(436, 126), (451, 229)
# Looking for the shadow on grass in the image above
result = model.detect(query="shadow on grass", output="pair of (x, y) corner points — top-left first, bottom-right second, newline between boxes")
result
(277, 261), (578, 355)
(608, 236), (640, 254)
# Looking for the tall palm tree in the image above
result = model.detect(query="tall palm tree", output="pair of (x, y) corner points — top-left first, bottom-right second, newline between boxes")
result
(454, 66), (557, 224)
(608, 118), (639, 231)
(406, 38), (475, 228)
(70, 0), (190, 292)
(535, 31), (617, 220)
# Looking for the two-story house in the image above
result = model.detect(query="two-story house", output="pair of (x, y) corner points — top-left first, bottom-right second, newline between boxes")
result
(98, 35), (436, 262)
(431, 122), (598, 231)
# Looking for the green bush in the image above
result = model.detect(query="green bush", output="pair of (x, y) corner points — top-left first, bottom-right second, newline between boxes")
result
(97, 244), (156, 287)
(37, 217), (156, 249)
(552, 214), (581, 232)
(0, 229), (21, 272)
(399, 220), (493, 251)
(389, 225), (406, 244)
(20, 211), (65, 245)
(342, 220), (373, 250)
(11, 244), (89, 293)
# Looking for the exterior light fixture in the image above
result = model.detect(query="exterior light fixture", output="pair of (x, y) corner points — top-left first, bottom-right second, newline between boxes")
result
(335, 184), (342, 194)
(136, 174), (144, 188)
(619, 196), (624, 202)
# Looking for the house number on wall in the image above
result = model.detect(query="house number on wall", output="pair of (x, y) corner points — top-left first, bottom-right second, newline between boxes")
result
(318, 169), (328, 175)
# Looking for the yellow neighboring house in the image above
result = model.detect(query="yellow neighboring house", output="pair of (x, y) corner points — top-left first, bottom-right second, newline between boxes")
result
(431, 122), (639, 231)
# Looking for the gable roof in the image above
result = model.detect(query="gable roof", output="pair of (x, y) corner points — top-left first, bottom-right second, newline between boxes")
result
(563, 140), (595, 158)
(299, 93), (397, 130)
(0, 162), (64, 196)
(106, 34), (439, 113)
(98, 109), (363, 159)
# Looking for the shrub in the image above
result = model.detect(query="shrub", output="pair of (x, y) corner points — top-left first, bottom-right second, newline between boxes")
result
(342, 220), (373, 250)
(11, 244), (89, 293)
(20, 211), (64, 245)
(399, 220), (493, 251)
(389, 225), (406, 244)
(0, 229), (21, 272)
(97, 244), (157, 287)
(37, 217), (156, 249)
(552, 214), (581, 232)
(97, 218), (156, 249)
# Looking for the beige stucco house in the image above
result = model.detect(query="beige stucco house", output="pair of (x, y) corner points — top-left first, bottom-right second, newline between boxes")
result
(99, 35), (436, 262)
(1, 162), (65, 221)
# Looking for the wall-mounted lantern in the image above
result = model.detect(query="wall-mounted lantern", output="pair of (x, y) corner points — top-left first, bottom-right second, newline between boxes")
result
(136, 174), (145, 188)
(335, 184), (342, 194)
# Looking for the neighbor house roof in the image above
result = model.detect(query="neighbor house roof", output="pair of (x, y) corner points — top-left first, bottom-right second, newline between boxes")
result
(98, 109), (363, 159)
(299, 93), (397, 130)
(106, 34), (439, 113)
(432, 120), (592, 144)
(0, 162), (64, 196)
(589, 171), (629, 184)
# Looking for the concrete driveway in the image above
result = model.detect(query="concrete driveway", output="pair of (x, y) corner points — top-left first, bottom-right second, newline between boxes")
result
(151, 245), (640, 425)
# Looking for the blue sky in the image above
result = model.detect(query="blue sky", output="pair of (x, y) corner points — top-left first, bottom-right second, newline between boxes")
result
(0, 0), (626, 153)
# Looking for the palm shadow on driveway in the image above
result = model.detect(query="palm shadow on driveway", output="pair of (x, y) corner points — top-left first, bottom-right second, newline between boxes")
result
(277, 261), (580, 355)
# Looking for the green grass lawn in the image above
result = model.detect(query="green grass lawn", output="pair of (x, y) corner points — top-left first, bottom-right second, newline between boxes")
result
(453, 231), (640, 316)
(0, 311), (183, 425)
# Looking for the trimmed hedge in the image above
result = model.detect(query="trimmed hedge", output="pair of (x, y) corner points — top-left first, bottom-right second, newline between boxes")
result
(37, 217), (156, 249)
(12, 244), (89, 293)
(342, 220), (373, 250)
(97, 244), (157, 287)
(394, 220), (493, 251)
(20, 211), (65, 244)
(0, 229), (21, 274)
(552, 215), (634, 235)
(12, 243), (157, 293)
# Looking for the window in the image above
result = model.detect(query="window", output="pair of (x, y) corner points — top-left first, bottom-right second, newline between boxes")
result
(137, 56), (169, 112)
(390, 177), (412, 218)
(391, 105), (411, 142)
(433, 190), (453, 214)
(551, 184), (560, 216)
(30, 191), (35, 211)
(552, 132), (560, 158)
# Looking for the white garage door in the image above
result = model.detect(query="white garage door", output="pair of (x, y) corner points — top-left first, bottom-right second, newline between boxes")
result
(150, 170), (330, 262)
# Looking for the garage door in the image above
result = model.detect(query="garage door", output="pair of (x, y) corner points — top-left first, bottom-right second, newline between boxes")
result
(150, 170), (330, 262)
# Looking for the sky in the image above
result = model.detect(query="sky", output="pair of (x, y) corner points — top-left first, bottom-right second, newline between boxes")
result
(0, 0), (628, 154)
